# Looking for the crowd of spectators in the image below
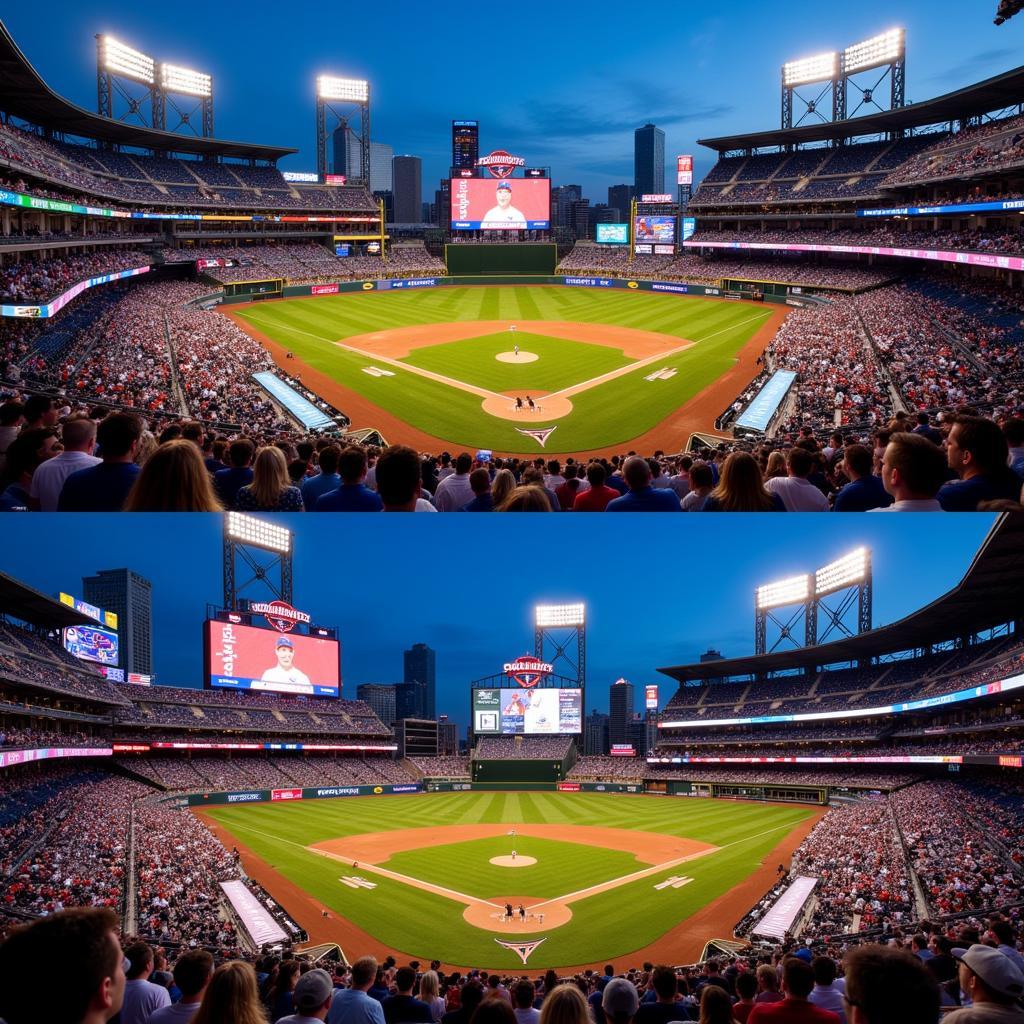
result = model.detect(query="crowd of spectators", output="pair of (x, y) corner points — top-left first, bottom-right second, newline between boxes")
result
(474, 736), (574, 760)
(0, 248), (148, 305)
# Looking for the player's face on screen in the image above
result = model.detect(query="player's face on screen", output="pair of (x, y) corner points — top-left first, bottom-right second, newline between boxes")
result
(277, 645), (294, 668)
(497, 188), (511, 207)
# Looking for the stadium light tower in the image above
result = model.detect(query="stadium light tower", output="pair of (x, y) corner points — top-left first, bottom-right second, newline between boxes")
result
(158, 62), (214, 137)
(96, 34), (157, 128)
(223, 513), (293, 610)
(838, 29), (905, 121)
(754, 549), (873, 655)
(534, 603), (586, 690)
(780, 51), (839, 129)
(316, 74), (371, 181)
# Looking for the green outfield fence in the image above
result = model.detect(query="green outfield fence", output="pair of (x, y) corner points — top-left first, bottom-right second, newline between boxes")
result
(444, 243), (558, 276)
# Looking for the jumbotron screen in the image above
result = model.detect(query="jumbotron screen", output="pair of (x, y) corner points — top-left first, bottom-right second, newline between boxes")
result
(634, 216), (676, 243)
(450, 178), (550, 230)
(473, 688), (582, 735)
(205, 620), (340, 697)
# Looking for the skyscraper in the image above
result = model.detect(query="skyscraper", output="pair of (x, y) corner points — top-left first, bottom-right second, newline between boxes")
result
(584, 710), (609, 755)
(82, 568), (152, 675)
(392, 156), (423, 223)
(608, 678), (634, 747)
(332, 128), (393, 192)
(452, 121), (479, 171)
(403, 642), (436, 719)
(607, 184), (634, 222)
(356, 683), (397, 728)
(634, 124), (665, 196)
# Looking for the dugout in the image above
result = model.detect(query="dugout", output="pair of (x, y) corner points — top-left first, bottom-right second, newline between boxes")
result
(444, 243), (557, 276)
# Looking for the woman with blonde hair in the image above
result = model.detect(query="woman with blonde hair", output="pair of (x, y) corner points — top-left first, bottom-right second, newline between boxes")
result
(538, 983), (591, 1024)
(764, 450), (787, 480)
(234, 445), (304, 511)
(491, 468), (517, 508)
(420, 969), (446, 1022)
(123, 439), (223, 512)
(496, 485), (553, 512)
(191, 961), (267, 1024)
(703, 452), (784, 512)
(699, 985), (739, 1024)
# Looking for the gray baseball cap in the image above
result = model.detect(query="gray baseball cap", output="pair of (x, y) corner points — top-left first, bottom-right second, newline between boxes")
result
(294, 968), (335, 1010)
(602, 978), (639, 1017)
(952, 944), (1024, 1000)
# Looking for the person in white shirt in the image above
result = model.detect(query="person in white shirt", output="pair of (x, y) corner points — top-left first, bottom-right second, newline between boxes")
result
(257, 636), (313, 692)
(871, 433), (948, 512)
(30, 416), (101, 511)
(481, 182), (527, 228)
(149, 950), (213, 1024)
(120, 942), (171, 1024)
(763, 447), (830, 511)
(807, 957), (846, 1024)
(433, 453), (475, 511)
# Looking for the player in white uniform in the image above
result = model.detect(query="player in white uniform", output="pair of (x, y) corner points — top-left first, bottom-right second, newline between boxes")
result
(254, 635), (314, 693)
(481, 181), (527, 228)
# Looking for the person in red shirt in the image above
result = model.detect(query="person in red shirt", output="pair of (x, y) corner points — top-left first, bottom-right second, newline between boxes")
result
(573, 462), (620, 512)
(747, 958), (840, 1024)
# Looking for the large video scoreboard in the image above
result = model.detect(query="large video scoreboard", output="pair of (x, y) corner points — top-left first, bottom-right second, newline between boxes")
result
(472, 687), (582, 735)
(450, 178), (550, 231)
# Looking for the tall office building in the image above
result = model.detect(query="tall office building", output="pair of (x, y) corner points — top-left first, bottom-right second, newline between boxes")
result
(634, 124), (665, 197)
(395, 681), (422, 722)
(82, 569), (152, 675)
(608, 678), (635, 747)
(607, 184), (634, 222)
(356, 683), (397, 728)
(435, 179), (451, 227)
(452, 121), (479, 171)
(584, 710), (609, 755)
(332, 129), (393, 192)
(552, 184), (582, 229)
(403, 642), (436, 719)
(392, 156), (423, 223)
(437, 716), (459, 755)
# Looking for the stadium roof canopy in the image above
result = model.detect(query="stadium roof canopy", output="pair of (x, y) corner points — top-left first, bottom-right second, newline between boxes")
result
(699, 65), (1024, 153)
(0, 572), (95, 628)
(658, 513), (1024, 682)
(0, 21), (296, 162)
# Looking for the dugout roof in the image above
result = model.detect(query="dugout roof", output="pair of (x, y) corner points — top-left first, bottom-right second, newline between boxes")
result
(658, 513), (1024, 682)
(0, 22), (296, 162)
(0, 572), (95, 628)
(699, 64), (1024, 153)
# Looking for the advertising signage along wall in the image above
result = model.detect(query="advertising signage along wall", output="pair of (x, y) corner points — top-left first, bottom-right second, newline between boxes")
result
(205, 620), (340, 697)
(634, 216), (676, 243)
(472, 688), (582, 735)
(450, 178), (550, 230)
(596, 223), (629, 245)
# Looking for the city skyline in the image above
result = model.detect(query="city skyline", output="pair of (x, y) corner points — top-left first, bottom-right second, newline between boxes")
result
(4, 3), (1021, 201)
(0, 514), (997, 733)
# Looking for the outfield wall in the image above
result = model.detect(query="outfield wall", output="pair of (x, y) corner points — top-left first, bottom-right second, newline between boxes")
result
(444, 244), (558, 276)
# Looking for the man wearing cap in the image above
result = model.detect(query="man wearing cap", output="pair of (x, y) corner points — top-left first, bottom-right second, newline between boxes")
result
(276, 967), (335, 1023)
(602, 977), (640, 1024)
(945, 944), (1024, 1023)
(256, 636), (314, 693)
(481, 182), (527, 228)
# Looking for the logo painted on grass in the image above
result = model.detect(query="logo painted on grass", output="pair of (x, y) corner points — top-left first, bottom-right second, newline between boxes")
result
(494, 938), (546, 964)
(515, 426), (558, 448)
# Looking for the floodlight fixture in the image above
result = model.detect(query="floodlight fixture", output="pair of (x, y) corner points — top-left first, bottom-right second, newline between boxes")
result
(317, 75), (369, 102)
(756, 574), (811, 610)
(842, 28), (905, 74)
(535, 603), (586, 627)
(161, 63), (212, 98)
(100, 35), (155, 84)
(782, 51), (838, 87)
(815, 547), (869, 596)
(226, 512), (291, 554)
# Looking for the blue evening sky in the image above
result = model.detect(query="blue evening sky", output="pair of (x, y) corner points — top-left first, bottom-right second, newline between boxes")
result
(0, 514), (997, 732)
(4, 3), (1022, 201)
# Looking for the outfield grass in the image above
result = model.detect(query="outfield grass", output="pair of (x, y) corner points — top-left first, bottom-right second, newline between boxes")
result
(203, 791), (812, 968)
(233, 288), (772, 452)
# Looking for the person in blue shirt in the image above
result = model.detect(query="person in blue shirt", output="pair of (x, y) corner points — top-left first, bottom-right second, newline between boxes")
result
(938, 416), (1022, 511)
(833, 444), (893, 512)
(301, 445), (342, 509)
(214, 438), (256, 509)
(314, 446), (383, 512)
(1005, 418), (1024, 482)
(58, 412), (142, 512)
(607, 457), (682, 512)
(328, 957), (386, 1024)
(462, 468), (494, 511)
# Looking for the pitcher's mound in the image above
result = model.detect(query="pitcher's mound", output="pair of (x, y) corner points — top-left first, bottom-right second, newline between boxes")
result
(490, 855), (537, 867)
(496, 351), (538, 363)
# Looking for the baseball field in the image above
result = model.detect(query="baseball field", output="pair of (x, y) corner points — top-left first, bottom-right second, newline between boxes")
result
(200, 791), (821, 970)
(227, 286), (783, 455)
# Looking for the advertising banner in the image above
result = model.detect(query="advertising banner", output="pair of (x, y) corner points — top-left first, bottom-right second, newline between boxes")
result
(450, 178), (550, 230)
(473, 688), (582, 735)
(557, 782), (581, 792)
(271, 788), (303, 801)
(2, 266), (150, 319)
(206, 620), (340, 697)
(645, 685), (659, 709)
(311, 283), (340, 296)
(634, 216), (676, 243)
(596, 223), (629, 244)
(0, 747), (112, 769)
(677, 156), (693, 186)
(64, 624), (119, 666)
